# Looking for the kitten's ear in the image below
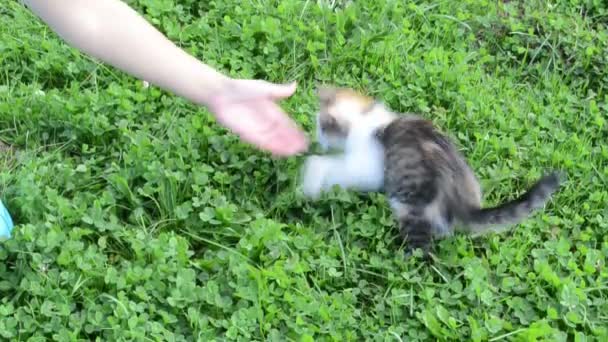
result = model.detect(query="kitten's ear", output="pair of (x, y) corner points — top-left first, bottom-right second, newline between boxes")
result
(316, 84), (337, 105)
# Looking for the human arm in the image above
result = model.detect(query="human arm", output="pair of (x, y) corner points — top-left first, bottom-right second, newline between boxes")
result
(21, 0), (308, 156)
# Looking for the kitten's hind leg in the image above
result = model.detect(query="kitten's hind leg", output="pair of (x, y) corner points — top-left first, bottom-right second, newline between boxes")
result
(399, 213), (433, 257)
(390, 197), (436, 258)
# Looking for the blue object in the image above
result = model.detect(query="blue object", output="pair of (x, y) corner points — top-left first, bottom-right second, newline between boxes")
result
(0, 200), (13, 239)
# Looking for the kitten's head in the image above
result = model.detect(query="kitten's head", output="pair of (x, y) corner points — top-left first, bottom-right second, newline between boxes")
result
(315, 86), (381, 150)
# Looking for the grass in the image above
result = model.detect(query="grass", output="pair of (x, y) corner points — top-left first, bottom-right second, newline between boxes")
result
(0, 0), (607, 340)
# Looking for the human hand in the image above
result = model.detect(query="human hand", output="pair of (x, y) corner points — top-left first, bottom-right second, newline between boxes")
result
(206, 79), (309, 157)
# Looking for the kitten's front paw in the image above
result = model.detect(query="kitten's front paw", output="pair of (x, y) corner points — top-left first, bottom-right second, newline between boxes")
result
(301, 156), (328, 199)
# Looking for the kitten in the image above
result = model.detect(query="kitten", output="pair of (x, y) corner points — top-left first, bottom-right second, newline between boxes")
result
(301, 86), (562, 256)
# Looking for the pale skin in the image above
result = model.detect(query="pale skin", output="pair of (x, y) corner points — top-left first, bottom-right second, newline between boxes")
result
(21, 0), (309, 156)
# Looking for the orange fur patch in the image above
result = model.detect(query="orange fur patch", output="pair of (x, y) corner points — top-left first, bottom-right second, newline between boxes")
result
(318, 86), (375, 117)
(334, 89), (374, 110)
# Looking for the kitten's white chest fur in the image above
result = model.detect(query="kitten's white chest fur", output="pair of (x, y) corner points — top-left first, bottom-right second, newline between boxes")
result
(301, 107), (395, 198)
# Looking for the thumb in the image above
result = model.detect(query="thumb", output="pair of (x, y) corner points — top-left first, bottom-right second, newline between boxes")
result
(256, 80), (297, 99)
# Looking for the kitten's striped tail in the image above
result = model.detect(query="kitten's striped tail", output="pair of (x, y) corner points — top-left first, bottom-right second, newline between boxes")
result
(463, 172), (563, 233)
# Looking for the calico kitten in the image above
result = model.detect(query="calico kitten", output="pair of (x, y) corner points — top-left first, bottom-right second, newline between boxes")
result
(301, 86), (562, 255)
